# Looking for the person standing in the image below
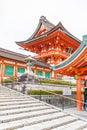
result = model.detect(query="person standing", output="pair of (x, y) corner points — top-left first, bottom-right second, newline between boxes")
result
(83, 80), (87, 110)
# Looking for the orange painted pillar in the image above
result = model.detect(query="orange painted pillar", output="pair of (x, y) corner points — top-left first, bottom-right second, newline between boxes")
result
(14, 63), (17, 77)
(1, 60), (4, 83)
(33, 69), (37, 75)
(76, 78), (82, 110)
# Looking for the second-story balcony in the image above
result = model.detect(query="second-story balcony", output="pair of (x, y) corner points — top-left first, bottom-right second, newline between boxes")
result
(34, 49), (70, 59)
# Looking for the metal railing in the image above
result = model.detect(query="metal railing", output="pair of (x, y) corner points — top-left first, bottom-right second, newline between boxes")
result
(29, 89), (76, 110)
(2, 82), (87, 111)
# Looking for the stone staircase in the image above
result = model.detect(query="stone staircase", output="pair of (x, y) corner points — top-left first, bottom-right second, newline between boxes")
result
(0, 86), (87, 130)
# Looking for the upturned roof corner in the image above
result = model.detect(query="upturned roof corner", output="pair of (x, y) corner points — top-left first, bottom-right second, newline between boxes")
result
(82, 34), (87, 45)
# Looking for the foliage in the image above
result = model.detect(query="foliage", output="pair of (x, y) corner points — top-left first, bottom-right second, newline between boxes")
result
(27, 89), (79, 95)
(2, 77), (17, 83)
(28, 89), (63, 95)
(40, 79), (76, 86)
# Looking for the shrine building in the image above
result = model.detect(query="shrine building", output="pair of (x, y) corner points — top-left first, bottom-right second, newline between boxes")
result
(1, 16), (87, 110)
(0, 47), (50, 82)
(0, 48), (27, 82)
(16, 16), (81, 79)
(53, 34), (87, 110)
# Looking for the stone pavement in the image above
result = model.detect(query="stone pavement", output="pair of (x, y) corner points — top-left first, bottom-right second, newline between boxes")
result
(64, 107), (87, 121)
(25, 83), (76, 91)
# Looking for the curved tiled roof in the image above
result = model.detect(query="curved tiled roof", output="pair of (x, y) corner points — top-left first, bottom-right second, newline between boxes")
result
(16, 16), (55, 44)
(16, 16), (81, 45)
(0, 48), (27, 62)
(29, 16), (55, 40)
(0, 47), (50, 69)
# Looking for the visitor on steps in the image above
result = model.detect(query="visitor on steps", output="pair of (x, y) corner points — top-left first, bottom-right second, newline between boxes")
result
(83, 80), (87, 110)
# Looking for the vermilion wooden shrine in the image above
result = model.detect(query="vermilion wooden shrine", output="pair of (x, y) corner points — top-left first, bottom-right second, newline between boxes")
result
(0, 47), (50, 82)
(16, 16), (81, 79)
(0, 48), (27, 82)
(16, 16), (87, 110)
(53, 35), (87, 110)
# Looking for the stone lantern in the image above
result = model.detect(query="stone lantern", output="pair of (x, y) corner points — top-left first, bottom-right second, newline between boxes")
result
(18, 55), (39, 83)
(24, 55), (36, 75)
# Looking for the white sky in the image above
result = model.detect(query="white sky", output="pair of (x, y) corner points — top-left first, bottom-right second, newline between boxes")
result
(0, 0), (87, 55)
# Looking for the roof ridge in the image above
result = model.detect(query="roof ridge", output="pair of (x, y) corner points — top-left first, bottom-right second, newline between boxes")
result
(27, 16), (54, 40)
(0, 47), (27, 57)
(16, 16), (81, 44)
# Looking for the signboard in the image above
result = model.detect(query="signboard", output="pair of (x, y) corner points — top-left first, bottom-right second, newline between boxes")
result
(63, 88), (72, 95)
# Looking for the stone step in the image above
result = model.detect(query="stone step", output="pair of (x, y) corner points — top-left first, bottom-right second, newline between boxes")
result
(0, 98), (32, 102)
(0, 105), (50, 116)
(0, 86), (87, 130)
(0, 111), (67, 130)
(0, 100), (38, 106)
(0, 108), (59, 123)
(0, 91), (18, 93)
(14, 116), (78, 130)
(83, 128), (87, 130)
(0, 102), (43, 111)
(0, 96), (29, 99)
(0, 90), (21, 96)
(52, 120), (87, 130)
(0, 94), (22, 97)
(0, 91), (21, 95)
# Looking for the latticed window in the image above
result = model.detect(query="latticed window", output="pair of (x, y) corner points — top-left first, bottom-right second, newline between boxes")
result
(57, 74), (62, 79)
(4, 65), (14, 76)
(67, 47), (72, 54)
(45, 72), (50, 79)
(32, 70), (34, 73)
(17, 67), (25, 74)
(37, 71), (43, 76)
